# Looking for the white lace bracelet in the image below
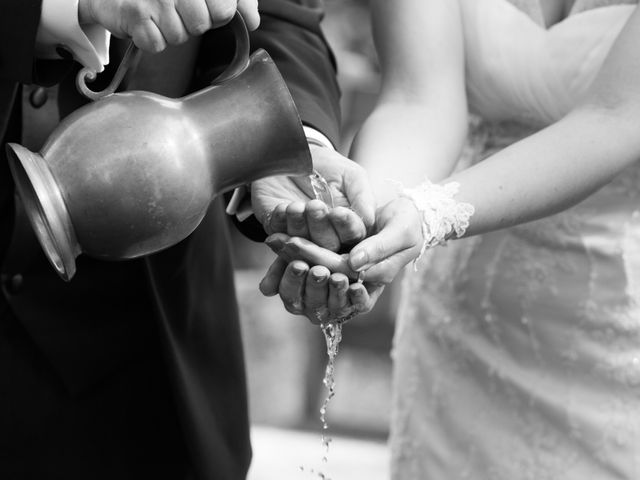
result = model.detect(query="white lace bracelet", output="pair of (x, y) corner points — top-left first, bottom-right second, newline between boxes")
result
(398, 180), (475, 266)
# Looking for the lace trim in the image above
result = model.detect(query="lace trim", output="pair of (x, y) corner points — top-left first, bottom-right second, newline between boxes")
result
(399, 180), (475, 267)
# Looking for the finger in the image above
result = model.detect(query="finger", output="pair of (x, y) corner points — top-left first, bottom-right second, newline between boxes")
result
(305, 200), (341, 252)
(204, 0), (238, 29)
(279, 260), (309, 315)
(259, 257), (287, 297)
(348, 282), (374, 314)
(154, 7), (190, 45)
(264, 233), (288, 258)
(359, 248), (418, 286)
(130, 19), (167, 53)
(328, 273), (350, 317)
(176, 0), (213, 35)
(237, 0), (260, 30)
(349, 216), (419, 272)
(280, 237), (358, 280)
(286, 202), (309, 238)
(343, 165), (376, 231)
(266, 233), (317, 266)
(268, 203), (288, 235)
(365, 284), (386, 310)
(305, 265), (331, 323)
(328, 206), (367, 248)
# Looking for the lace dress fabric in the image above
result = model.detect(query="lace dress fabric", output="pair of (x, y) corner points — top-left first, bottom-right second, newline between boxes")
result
(390, 1), (640, 479)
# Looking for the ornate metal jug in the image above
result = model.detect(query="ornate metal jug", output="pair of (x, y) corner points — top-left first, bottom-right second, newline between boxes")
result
(6, 15), (311, 281)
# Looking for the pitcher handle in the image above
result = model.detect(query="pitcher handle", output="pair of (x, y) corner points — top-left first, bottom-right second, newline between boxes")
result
(210, 13), (251, 85)
(76, 41), (142, 101)
(76, 13), (250, 101)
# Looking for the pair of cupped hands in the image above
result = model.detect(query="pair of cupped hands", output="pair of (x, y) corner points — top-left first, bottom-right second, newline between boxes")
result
(252, 145), (425, 324)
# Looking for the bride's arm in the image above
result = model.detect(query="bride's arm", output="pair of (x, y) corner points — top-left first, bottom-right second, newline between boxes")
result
(451, 6), (640, 235)
(348, 5), (640, 275)
(351, 0), (468, 205)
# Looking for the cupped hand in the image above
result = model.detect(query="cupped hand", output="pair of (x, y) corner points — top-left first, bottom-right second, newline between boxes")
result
(348, 196), (424, 282)
(259, 197), (425, 323)
(78, 0), (260, 53)
(259, 256), (375, 325)
(258, 234), (380, 323)
(252, 144), (376, 252)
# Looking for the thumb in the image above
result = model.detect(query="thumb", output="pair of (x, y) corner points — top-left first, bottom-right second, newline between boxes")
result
(348, 204), (422, 272)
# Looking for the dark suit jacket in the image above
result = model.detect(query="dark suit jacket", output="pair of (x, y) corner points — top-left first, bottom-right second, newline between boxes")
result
(0, 2), (340, 479)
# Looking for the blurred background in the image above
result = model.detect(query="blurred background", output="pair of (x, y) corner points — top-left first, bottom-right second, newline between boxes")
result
(230, 1), (397, 478)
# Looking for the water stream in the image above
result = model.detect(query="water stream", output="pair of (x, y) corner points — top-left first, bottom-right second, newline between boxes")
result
(299, 171), (344, 480)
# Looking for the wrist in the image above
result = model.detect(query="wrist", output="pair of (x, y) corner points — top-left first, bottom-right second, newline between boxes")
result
(398, 180), (475, 266)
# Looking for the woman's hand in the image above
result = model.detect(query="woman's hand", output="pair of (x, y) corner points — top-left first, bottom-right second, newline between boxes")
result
(348, 196), (424, 280)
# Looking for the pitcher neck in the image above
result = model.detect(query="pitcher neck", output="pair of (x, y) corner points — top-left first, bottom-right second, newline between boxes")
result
(182, 51), (312, 194)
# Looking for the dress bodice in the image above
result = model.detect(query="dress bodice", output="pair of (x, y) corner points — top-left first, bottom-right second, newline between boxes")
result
(460, 0), (636, 125)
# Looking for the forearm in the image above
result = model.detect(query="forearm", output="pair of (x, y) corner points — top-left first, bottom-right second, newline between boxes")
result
(354, 0), (467, 204)
(446, 6), (640, 237)
(451, 105), (640, 236)
(351, 99), (467, 205)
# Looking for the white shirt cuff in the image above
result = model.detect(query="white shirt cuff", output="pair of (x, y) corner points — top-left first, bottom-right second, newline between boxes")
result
(303, 126), (335, 150)
(35, 0), (110, 73)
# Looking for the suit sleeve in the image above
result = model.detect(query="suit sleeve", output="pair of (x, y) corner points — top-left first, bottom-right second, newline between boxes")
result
(0, 0), (42, 82)
(251, 0), (341, 145)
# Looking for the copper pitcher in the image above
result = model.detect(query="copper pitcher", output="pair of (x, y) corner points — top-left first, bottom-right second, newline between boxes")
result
(6, 15), (311, 281)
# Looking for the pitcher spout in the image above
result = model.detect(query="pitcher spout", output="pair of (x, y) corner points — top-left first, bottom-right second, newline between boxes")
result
(7, 143), (80, 281)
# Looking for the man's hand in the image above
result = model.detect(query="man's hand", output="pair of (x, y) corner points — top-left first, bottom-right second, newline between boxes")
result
(252, 144), (376, 252)
(78, 0), (260, 53)
(259, 235), (373, 323)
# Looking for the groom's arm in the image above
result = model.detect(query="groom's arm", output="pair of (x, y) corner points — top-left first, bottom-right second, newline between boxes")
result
(252, 0), (341, 145)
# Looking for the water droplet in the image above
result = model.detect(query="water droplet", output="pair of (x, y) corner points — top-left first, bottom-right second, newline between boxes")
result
(309, 170), (335, 207)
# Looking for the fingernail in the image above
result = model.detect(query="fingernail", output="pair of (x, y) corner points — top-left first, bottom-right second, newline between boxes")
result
(350, 249), (368, 271)
(292, 264), (307, 276)
(330, 280), (347, 292)
(311, 270), (327, 283)
(349, 287), (365, 300)
(265, 236), (283, 252)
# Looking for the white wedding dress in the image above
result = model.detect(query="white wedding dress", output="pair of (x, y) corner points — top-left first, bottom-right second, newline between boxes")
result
(390, 1), (640, 479)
